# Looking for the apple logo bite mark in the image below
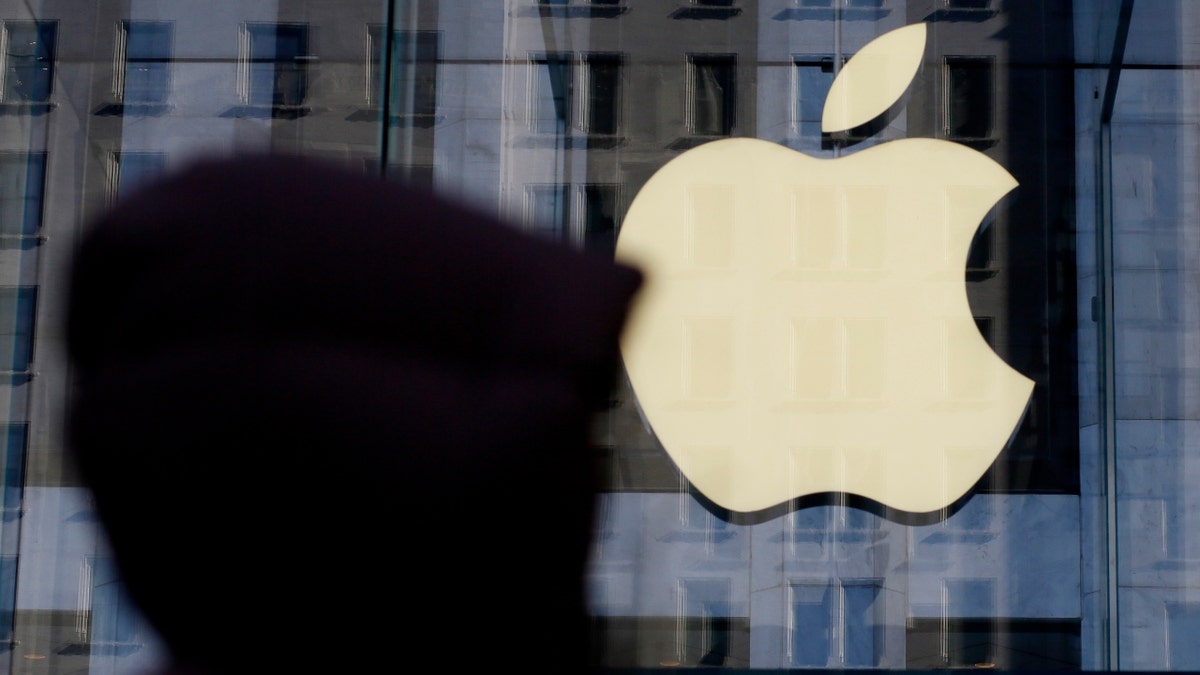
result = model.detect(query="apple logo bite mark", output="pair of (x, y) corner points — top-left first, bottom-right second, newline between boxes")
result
(615, 23), (1033, 515)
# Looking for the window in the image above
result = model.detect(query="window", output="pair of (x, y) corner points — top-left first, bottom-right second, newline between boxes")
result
(0, 153), (46, 236)
(583, 184), (619, 255)
(241, 23), (309, 107)
(530, 54), (572, 133)
(107, 152), (167, 204)
(688, 55), (735, 136)
(530, 53), (621, 135)
(678, 578), (733, 666)
(115, 21), (172, 104)
(369, 27), (438, 116)
(789, 580), (883, 667)
(525, 184), (568, 241)
(943, 56), (994, 140)
(2, 20), (55, 103)
(793, 56), (837, 139)
(0, 424), (24, 513)
(0, 287), (36, 373)
(582, 54), (620, 135)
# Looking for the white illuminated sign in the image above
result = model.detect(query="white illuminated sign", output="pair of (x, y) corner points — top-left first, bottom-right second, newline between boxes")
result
(616, 23), (1033, 514)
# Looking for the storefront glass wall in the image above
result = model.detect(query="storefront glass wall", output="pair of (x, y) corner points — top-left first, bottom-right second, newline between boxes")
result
(0, 0), (1197, 671)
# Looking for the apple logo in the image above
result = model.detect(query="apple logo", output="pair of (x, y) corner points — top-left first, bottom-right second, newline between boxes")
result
(615, 23), (1033, 514)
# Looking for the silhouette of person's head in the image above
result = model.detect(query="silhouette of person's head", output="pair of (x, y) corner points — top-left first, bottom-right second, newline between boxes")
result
(65, 154), (641, 673)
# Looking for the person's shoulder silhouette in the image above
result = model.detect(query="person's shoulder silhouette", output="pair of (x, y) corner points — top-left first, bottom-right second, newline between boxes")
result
(66, 153), (641, 673)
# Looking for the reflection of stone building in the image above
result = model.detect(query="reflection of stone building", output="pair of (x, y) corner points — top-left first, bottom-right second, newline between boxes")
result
(1, 0), (1199, 672)
(1, 1), (385, 670)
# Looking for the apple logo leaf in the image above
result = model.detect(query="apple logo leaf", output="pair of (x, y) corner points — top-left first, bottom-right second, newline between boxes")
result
(822, 23), (927, 134)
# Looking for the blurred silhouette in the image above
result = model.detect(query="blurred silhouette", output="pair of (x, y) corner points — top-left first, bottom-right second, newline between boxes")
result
(65, 154), (642, 673)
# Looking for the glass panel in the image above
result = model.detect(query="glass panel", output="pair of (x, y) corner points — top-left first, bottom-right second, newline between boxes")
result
(391, 29), (438, 115)
(0, 153), (45, 235)
(111, 152), (167, 202)
(246, 23), (308, 106)
(123, 22), (171, 104)
(584, 54), (619, 135)
(0, 287), (35, 372)
(9, 0), (1200, 671)
(689, 54), (735, 136)
(3, 21), (55, 102)
(794, 56), (835, 141)
(532, 54), (572, 133)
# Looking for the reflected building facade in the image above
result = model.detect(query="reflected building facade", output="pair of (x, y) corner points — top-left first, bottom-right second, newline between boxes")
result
(0, 0), (1197, 672)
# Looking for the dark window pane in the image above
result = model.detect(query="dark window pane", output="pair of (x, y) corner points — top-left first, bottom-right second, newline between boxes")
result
(0, 153), (45, 235)
(585, 55), (619, 135)
(0, 424), (25, 512)
(584, 184), (618, 255)
(0, 287), (36, 372)
(946, 57), (993, 139)
(4, 21), (56, 102)
(690, 55), (735, 136)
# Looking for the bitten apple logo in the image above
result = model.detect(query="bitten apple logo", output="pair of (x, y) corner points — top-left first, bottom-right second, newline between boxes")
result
(615, 23), (1033, 514)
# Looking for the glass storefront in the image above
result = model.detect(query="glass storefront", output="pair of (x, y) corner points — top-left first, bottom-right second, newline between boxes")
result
(0, 0), (1197, 671)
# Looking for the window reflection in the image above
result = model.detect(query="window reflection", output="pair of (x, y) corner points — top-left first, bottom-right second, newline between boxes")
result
(119, 22), (172, 105)
(2, 21), (55, 103)
(0, 153), (45, 236)
(242, 23), (309, 107)
(688, 54), (735, 137)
